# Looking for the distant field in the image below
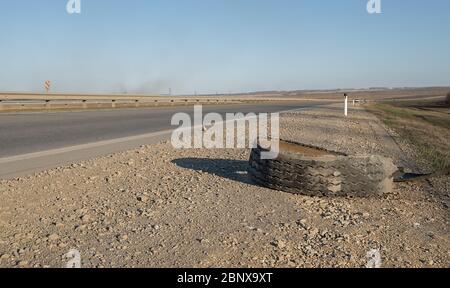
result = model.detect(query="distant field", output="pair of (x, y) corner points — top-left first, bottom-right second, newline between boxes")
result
(238, 87), (450, 101)
(366, 98), (450, 172)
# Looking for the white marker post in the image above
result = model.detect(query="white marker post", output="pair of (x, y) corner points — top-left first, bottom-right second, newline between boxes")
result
(344, 93), (348, 117)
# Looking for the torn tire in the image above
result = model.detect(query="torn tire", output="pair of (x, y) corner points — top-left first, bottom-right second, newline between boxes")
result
(248, 140), (398, 197)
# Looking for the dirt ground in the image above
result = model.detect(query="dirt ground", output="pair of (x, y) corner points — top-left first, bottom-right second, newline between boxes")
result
(0, 104), (448, 268)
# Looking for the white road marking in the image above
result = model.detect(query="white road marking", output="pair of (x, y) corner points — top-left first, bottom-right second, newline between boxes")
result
(0, 129), (173, 164)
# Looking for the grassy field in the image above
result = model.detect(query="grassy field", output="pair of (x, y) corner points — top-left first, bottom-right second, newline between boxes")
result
(366, 98), (450, 173)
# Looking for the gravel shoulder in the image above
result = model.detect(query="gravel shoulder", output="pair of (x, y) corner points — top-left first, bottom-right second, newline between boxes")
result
(0, 104), (448, 268)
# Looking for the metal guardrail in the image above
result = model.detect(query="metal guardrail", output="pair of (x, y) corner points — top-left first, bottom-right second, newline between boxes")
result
(0, 92), (237, 101)
(0, 92), (339, 112)
(0, 93), (251, 111)
(0, 99), (242, 112)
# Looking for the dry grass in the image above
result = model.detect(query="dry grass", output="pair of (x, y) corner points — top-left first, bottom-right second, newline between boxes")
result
(366, 102), (450, 172)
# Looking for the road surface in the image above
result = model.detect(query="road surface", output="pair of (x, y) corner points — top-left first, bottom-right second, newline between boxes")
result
(0, 102), (322, 178)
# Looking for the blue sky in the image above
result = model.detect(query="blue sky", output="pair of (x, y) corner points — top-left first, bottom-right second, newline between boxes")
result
(1, 0), (449, 94)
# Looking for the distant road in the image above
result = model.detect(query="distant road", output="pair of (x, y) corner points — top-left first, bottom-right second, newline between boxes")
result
(0, 102), (323, 179)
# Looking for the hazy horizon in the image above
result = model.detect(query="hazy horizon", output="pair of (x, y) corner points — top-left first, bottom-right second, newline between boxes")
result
(1, 0), (450, 94)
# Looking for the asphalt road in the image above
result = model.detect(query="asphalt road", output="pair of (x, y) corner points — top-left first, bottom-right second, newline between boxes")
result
(0, 102), (321, 178)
